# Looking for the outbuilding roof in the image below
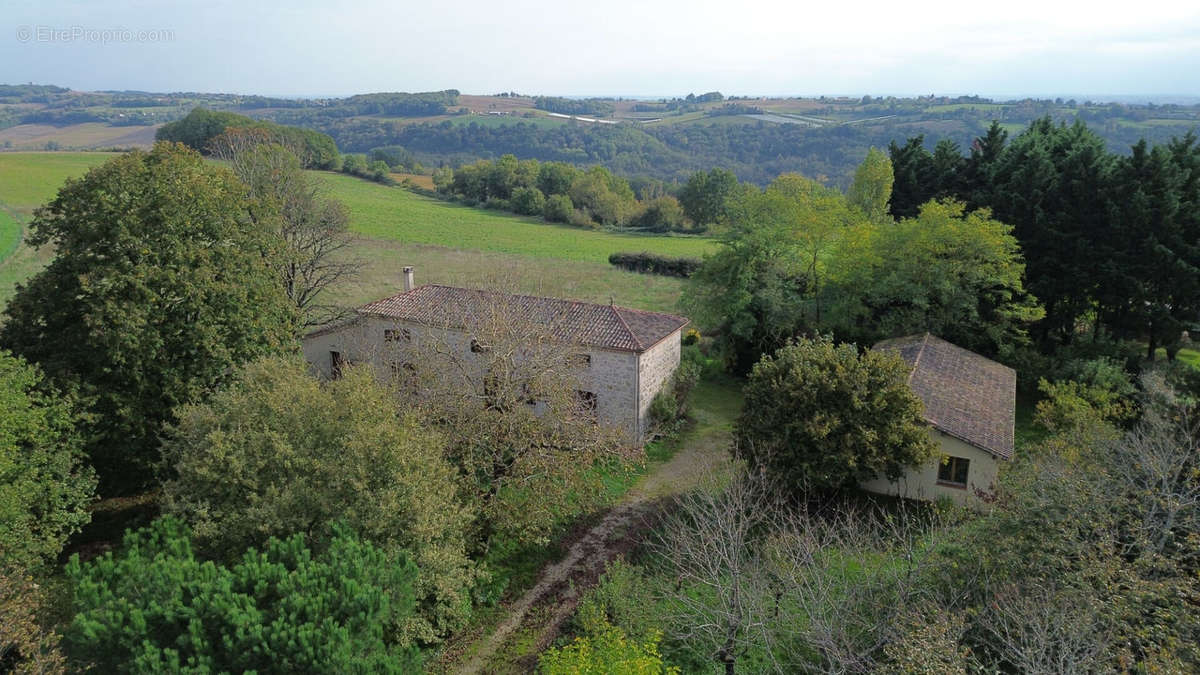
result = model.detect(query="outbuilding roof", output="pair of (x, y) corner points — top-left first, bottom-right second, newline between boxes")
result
(873, 333), (1016, 460)
(356, 285), (688, 353)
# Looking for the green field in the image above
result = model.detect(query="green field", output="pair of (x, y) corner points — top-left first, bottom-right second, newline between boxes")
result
(311, 171), (717, 263)
(0, 152), (705, 315)
(445, 114), (567, 129)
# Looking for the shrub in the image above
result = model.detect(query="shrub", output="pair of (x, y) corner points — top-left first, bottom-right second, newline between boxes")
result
(1, 565), (66, 674)
(569, 208), (596, 228)
(649, 359), (702, 433)
(681, 328), (700, 346)
(608, 252), (702, 278)
(543, 193), (574, 222)
(735, 336), (936, 494)
(160, 357), (476, 643)
(0, 351), (94, 572)
(511, 186), (547, 216)
(65, 518), (421, 673)
(539, 615), (678, 675)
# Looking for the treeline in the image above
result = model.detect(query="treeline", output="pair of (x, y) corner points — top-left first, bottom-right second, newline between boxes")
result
(157, 107), (339, 169)
(433, 155), (743, 232)
(890, 119), (1200, 359)
(533, 96), (615, 116)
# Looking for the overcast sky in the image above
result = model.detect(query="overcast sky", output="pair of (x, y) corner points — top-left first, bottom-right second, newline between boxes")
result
(2, 0), (1198, 99)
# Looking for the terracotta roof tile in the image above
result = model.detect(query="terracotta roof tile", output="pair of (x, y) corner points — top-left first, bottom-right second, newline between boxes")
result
(873, 333), (1016, 459)
(357, 285), (688, 353)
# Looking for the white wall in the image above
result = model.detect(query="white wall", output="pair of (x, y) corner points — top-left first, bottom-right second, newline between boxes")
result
(860, 429), (1002, 507)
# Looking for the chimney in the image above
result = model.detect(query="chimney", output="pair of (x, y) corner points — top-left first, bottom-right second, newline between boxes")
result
(403, 266), (414, 292)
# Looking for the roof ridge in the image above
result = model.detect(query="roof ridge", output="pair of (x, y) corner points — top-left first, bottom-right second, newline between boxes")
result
(610, 304), (643, 351)
(905, 332), (930, 385)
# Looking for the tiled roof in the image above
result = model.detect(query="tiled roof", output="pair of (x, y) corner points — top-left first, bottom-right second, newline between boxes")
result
(357, 285), (688, 353)
(873, 333), (1016, 460)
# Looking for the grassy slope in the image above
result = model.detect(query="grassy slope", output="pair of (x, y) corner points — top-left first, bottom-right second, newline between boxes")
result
(0, 152), (116, 305)
(312, 172), (716, 263)
(0, 153), (703, 315)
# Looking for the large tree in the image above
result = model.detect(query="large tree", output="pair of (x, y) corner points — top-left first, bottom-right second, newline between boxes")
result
(734, 336), (936, 493)
(160, 357), (476, 643)
(828, 199), (1044, 356)
(846, 147), (894, 223)
(679, 168), (741, 228)
(0, 143), (297, 493)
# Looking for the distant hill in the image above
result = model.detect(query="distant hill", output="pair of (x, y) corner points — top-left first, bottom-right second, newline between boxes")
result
(2, 85), (1197, 185)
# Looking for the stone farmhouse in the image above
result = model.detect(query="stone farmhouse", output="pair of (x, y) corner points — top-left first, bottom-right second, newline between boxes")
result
(302, 268), (689, 442)
(861, 333), (1016, 506)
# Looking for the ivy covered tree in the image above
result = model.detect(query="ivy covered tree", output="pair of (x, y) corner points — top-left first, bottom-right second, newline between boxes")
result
(734, 336), (936, 494)
(66, 518), (422, 673)
(0, 143), (297, 493)
(0, 351), (94, 572)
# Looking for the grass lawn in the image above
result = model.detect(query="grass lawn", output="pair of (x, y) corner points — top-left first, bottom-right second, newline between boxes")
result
(0, 209), (19, 262)
(333, 239), (687, 315)
(313, 171), (717, 263)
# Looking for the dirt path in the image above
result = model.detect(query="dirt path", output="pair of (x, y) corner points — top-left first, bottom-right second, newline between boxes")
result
(454, 377), (741, 674)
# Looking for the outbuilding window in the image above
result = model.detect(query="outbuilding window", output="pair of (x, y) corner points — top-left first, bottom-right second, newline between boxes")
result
(937, 456), (970, 488)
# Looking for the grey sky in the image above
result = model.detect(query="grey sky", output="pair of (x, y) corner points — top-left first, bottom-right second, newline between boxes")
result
(2, 0), (1198, 98)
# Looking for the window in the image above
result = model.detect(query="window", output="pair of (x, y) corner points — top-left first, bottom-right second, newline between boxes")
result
(384, 328), (411, 342)
(937, 456), (970, 488)
(470, 338), (490, 353)
(570, 353), (592, 367)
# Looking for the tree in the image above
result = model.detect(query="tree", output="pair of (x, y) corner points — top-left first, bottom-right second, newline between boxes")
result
(66, 518), (422, 673)
(543, 193), (574, 223)
(569, 166), (636, 226)
(511, 185), (547, 216)
(828, 199), (1044, 356)
(213, 139), (360, 327)
(539, 615), (678, 675)
(734, 336), (936, 493)
(630, 195), (688, 231)
(160, 356), (476, 643)
(679, 168), (740, 227)
(0, 352), (94, 572)
(0, 143), (296, 493)
(887, 136), (936, 219)
(846, 148), (894, 223)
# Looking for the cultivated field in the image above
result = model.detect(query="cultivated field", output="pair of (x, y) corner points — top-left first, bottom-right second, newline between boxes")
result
(0, 123), (158, 150)
(0, 152), (708, 314)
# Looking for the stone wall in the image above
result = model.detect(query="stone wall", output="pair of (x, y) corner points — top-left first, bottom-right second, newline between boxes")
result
(635, 330), (682, 438)
(301, 316), (644, 440)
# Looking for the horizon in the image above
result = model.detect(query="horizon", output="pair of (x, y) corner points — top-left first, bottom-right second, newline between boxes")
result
(3, 0), (1197, 99)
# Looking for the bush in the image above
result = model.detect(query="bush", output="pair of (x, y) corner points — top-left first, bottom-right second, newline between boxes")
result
(66, 518), (421, 673)
(608, 252), (702, 278)
(681, 328), (700, 346)
(569, 208), (597, 228)
(735, 336), (936, 494)
(1, 565), (66, 674)
(160, 357), (476, 642)
(650, 359), (703, 433)
(511, 186), (547, 216)
(539, 614), (677, 675)
(543, 193), (574, 222)
(0, 351), (94, 572)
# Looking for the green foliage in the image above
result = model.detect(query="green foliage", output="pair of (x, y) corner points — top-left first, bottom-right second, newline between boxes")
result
(0, 143), (296, 493)
(607, 252), (701, 278)
(0, 352), (94, 572)
(735, 336), (936, 492)
(156, 107), (339, 169)
(649, 359), (702, 433)
(569, 166), (638, 226)
(540, 614), (677, 675)
(678, 168), (741, 227)
(630, 195), (689, 232)
(510, 185), (547, 216)
(160, 357), (476, 643)
(846, 147), (894, 223)
(543, 193), (574, 222)
(533, 96), (615, 116)
(829, 199), (1043, 356)
(1, 565), (67, 674)
(65, 517), (422, 673)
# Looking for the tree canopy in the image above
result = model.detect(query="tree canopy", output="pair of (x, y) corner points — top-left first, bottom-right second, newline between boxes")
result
(0, 143), (297, 493)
